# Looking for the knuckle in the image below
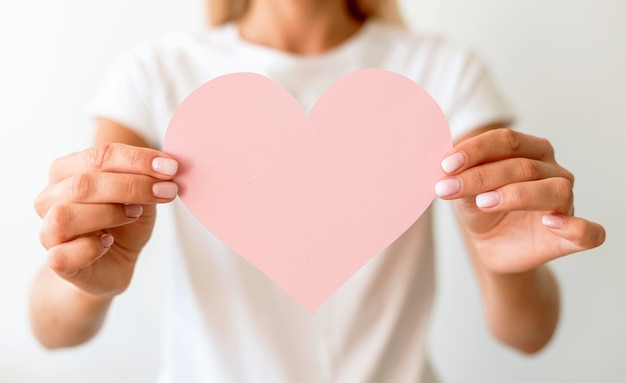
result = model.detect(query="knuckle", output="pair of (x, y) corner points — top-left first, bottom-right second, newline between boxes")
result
(48, 157), (63, 180)
(88, 143), (114, 170)
(539, 137), (555, 159)
(518, 159), (541, 181)
(467, 169), (487, 191)
(127, 146), (145, 170)
(553, 177), (574, 206)
(38, 228), (50, 250)
(500, 129), (521, 152)
(33, 190), (49, 218)
(44, 205), (73, 239)
(564, 168), (575, 185)
(505, 184), (526, 207)
(88, 143), (147, 172)
(124, 176), (145, 200)
(47, 247), (74, 276)
(70, 173), (94, 201)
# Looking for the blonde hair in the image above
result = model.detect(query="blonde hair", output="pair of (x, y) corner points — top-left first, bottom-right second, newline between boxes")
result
(207, 0), (404, 26)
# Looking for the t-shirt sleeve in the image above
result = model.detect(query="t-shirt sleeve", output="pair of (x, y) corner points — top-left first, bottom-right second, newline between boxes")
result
(445, 51), (515, 141)
(86, 50), (160, 149)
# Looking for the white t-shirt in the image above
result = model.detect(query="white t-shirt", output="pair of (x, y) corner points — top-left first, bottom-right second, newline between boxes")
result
(89, 19), (513, 383)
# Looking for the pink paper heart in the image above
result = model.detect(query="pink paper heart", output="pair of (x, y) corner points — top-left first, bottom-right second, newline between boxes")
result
(164, 69), (451, 312)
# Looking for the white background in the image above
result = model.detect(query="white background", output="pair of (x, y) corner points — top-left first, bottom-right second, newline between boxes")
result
(0, 0), (624, 382)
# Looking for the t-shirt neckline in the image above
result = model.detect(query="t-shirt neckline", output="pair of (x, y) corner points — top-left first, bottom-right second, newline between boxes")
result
(223, 19), (378, 64)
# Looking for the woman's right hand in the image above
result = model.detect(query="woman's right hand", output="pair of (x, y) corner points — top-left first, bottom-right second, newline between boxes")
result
(34, 143), (179, 297)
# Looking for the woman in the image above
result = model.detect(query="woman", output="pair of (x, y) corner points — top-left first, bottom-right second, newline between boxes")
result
(30, 0), (605, 382)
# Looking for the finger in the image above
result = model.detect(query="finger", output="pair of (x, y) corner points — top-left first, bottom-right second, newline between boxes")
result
(541, 215), (606, 254)
(436, 158), (571, 199)
(37, 173), (177, 215)
(441, 129), (557, 175)
(47, 234), (114, 279)
(472, 178), (574, 213)
(40, 203), (144, 249)
(48, 143), (178, 183)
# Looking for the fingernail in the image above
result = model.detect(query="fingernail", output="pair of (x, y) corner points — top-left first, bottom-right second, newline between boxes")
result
(100, 233), (114, 248)
(435, 178), (461, 197)
(153, 182), (178, 199)
(542, 215), (565, 229)
(441, 152), (466, 174)
(476, 191), (501, 208)
(152, 158), (178, 176)
(125, 204), (143, 218)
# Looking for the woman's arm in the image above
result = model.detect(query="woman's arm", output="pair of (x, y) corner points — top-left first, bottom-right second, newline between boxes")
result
(30, 119), (178, 348)
(442, 124), (604, 354)
(461, 224), (560, 354)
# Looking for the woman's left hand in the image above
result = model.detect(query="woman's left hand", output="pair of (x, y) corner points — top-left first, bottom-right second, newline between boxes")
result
(435, 128), (605, 274)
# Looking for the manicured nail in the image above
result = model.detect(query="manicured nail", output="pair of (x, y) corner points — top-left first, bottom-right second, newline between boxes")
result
(542, 215), (565, 229)
(476, 191), (501, 208)
(125, 204), (143, 218)
(153, 182), (178, 199)
(435, 178), (461, 197)
(100, 233), (114, 248)
(441, 152), (466, 174)
(152, 158), (178, 176)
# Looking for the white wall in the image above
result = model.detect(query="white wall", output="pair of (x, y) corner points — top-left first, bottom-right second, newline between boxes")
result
(0, 0), (623, 382)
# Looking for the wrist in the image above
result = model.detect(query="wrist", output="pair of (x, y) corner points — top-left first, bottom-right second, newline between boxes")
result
(480, 265), (556, 304)
(30, 267), (115, 348)
(479, 265), (560, 353)
(68, 282), (116, 307)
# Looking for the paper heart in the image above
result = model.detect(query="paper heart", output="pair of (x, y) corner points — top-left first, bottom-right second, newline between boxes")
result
(164, 69), (451, 312)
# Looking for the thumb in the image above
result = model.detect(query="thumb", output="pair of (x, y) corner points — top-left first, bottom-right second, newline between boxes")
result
(542, 214), (606, 254)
